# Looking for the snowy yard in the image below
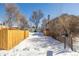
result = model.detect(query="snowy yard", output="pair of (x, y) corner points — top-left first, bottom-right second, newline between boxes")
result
(0, 32), (79, 56)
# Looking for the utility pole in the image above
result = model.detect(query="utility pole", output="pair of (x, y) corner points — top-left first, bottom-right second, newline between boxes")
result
(48, 14), (50, 20)
(47, 15), (50, 25)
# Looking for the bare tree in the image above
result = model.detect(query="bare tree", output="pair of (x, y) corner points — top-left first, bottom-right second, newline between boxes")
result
(30, 10), (43, 32)
(4, 3), (19, 27)
(4, 3), (28, 29)
(15, 12), (28, 29)
(19, 15), (28, 29)
(41, 15), (50, 31)
(41, 18), (47, 30)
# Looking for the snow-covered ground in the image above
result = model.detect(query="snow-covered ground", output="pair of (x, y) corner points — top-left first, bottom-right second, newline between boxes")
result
(0, 32), (79, 56)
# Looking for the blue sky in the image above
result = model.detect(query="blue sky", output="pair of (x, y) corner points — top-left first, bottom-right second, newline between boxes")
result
(0, 3), (79, 22)
(17, 3), (62, 19)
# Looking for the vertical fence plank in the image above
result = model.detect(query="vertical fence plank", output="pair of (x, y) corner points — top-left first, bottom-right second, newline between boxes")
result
(0, 29), (29, 50)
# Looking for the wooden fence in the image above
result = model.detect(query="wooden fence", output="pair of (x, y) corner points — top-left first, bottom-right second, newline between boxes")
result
(0, 28), (29, 50)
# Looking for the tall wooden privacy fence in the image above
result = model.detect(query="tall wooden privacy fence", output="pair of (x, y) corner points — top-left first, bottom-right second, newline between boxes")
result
(0, 28), (29, 50)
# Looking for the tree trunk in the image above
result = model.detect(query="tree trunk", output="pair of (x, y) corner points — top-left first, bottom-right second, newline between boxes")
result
(34, 25), (38, 32)
(70, 34), (73, 51)
(64, 37), (67, 49)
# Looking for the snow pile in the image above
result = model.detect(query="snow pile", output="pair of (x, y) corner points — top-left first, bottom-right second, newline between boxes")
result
(0, 32), (79, 56)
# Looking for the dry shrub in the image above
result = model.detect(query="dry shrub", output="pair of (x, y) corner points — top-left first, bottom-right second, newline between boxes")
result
(46, 14), (79, 42)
